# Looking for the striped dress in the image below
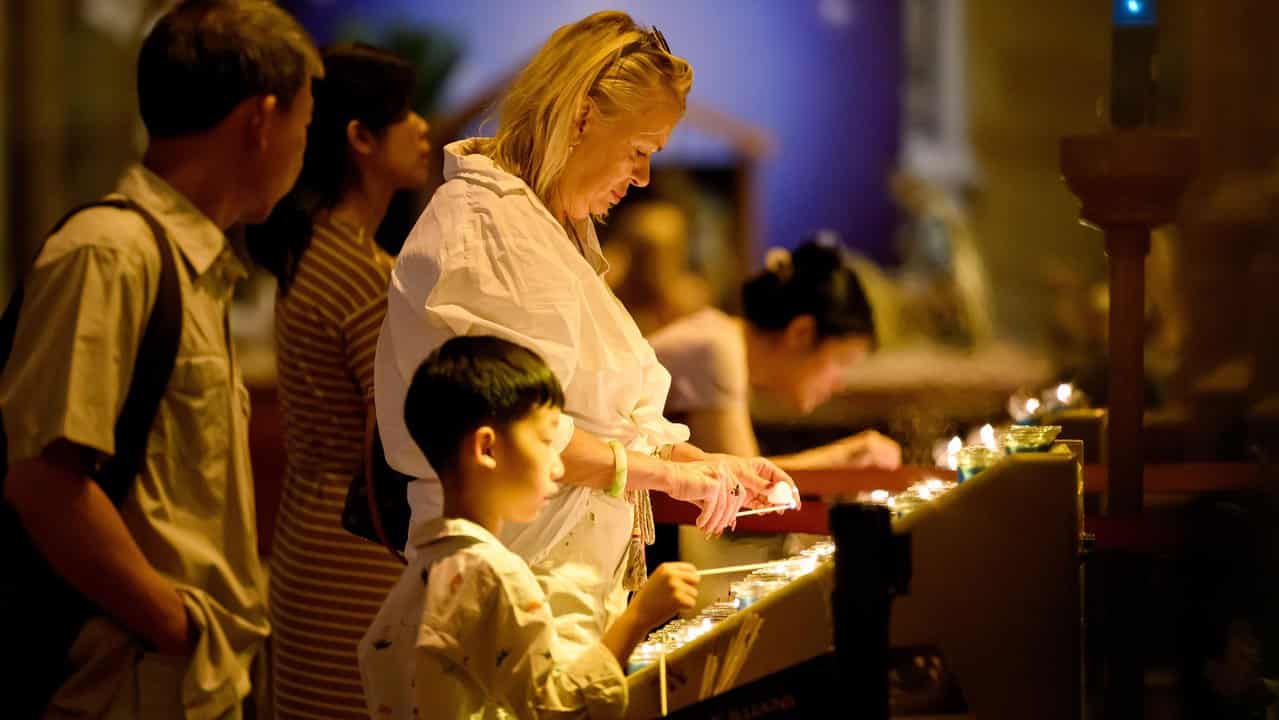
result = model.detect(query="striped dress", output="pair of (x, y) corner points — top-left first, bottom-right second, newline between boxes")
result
(269, 216), (404, 719)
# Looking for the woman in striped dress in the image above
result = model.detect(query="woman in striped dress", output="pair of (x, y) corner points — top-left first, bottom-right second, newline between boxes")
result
(246, 44), (431, 719)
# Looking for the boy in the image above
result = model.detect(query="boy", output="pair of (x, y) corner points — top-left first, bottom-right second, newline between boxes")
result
(359, 336), (700, 719)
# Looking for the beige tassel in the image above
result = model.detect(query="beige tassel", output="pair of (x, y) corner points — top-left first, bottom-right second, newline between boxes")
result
(623, 488), (655, 590)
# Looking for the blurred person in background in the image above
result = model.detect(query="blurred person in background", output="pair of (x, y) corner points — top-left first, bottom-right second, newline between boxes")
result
(375, 10), (795, 656)
(0, 1), (320, 716)
(648, 238), (901, 603)
(604, 197), (713, 336)
(650, 238), (900, 469)
(890, 171), (994, 349)
(245, 43), (430, 720)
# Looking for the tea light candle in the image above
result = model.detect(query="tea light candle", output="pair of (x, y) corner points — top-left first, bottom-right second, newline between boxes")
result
(1056, 383), (1073, 405)
(1008, 390), (1043, 423)
(980, 423), (998, 451)
(766, 482), (797, 508)
(933, 435), (963, 469)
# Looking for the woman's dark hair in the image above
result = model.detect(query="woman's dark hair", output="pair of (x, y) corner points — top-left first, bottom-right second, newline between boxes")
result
(245, 43), (415, 293)
(741, 237), (876, 344)
(404, 336), (566, 476)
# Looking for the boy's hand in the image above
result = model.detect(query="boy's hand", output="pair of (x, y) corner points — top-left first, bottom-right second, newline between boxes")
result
(631, 562), (700, 630)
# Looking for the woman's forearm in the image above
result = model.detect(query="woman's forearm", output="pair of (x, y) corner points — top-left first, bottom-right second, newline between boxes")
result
(769, 447), (829, 472)
(669, 442), (707, 462)
(558, 427), (679, 494)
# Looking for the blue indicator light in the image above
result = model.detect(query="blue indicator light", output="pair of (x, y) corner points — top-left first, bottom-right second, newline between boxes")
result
(1114, 0), (1155, 26)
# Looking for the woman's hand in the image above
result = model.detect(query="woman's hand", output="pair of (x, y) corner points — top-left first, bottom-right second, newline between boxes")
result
(823, 430), (902, 470)
(665, 460), (742, 534)
(665, 455), (797, 534)
(704, 454), (799, 512)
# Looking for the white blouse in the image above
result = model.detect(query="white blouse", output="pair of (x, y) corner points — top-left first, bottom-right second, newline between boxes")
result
(374, 139), (690, 637)
(359, 517), (627, 720)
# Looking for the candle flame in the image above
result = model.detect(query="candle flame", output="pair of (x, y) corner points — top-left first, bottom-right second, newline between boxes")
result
(870, 489), (890, 503)
(1026, 397), (1040, 414)
(946, 436), (962, 470)
(980, 423), (997, 450)
(1056, 383), (1072, 404)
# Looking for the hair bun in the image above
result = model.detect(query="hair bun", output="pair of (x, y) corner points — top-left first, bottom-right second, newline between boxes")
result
(764, 247), (793, 282)
(741, 234), (875, 342)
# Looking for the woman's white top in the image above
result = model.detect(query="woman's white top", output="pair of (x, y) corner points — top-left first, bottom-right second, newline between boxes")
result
(374, 139), (690, 645)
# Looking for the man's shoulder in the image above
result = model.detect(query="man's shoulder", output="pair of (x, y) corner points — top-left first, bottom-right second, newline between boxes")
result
(36, 199), (163, 273)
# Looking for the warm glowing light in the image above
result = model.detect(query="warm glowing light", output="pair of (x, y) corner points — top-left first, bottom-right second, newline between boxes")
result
(1025, 397), (1041, 414)
(980, 424), (997, 450)
(946, 436), (962, 470)
(870, 489), (890, 503)
(1056, 383), (1073, 404)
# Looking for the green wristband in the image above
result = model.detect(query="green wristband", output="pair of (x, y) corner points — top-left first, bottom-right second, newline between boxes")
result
(606, 439), (628, 498)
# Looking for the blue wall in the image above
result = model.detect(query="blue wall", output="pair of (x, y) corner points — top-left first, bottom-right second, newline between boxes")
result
(292, 0), (902, 262)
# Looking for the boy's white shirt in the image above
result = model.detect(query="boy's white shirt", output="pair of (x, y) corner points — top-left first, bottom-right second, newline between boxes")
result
(359, 516), (627, 720)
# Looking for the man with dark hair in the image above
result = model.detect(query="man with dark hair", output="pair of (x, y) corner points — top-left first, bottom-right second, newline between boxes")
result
(0, 1), (320, 717)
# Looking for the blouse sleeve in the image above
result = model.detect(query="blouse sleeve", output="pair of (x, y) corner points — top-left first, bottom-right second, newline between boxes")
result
(416, 550), (628, 719)
(376, 205), (581, 478)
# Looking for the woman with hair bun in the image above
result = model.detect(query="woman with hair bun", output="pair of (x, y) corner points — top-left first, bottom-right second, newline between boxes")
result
(650, 237), (902, 470)
(649, 237), (901, 605)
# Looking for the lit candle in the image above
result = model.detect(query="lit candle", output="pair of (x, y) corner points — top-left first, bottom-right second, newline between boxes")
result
(932, 435), (964, 469)
(979, 423), (998, 450)
(1056, 383), (1073, 405)
(766, 482), (797, 508)
(870, 489), (890, 503)
(1008, 390), (1043, 423)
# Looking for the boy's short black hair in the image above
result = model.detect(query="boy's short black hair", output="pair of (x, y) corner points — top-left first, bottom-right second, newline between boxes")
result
(404, 336), (566, 476)
(138, 0), (322, 139)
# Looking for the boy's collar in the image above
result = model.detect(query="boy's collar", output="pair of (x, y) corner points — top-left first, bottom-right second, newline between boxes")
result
(409, 515), (504, 551)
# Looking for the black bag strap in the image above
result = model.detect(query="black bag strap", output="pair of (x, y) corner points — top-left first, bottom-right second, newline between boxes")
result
(363, 408), (407, 565)
(0, 197), (182, 503)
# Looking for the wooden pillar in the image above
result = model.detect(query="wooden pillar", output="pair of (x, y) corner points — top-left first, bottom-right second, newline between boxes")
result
(10, 0), (69, 269)
(1060, 131), (1196, 718)
(0, 0), (10, 297)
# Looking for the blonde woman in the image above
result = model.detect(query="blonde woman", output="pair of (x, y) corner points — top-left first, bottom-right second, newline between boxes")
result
(374, 11), (795, 657)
